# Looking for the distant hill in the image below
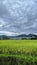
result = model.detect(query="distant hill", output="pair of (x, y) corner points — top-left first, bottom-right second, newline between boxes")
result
(16, 34), (37, 40)
(0, 34), (37, 40)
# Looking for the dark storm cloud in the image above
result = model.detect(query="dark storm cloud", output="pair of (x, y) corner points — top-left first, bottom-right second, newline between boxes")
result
(0, 0), (37, 35)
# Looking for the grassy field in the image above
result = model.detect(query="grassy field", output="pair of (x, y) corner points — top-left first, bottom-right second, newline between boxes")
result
(0, 40), (37, 65)
(0, 40), (37, 55)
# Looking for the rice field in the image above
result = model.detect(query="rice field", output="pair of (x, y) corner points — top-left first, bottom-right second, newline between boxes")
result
(0, 40), (37, 65)
(0, 40), (37, 55)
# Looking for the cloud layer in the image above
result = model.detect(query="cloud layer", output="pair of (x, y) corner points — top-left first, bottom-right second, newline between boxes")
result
(0, 0), (37, 35)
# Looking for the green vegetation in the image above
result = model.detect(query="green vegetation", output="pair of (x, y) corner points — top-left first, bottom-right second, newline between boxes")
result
(0, 40), (37, 65)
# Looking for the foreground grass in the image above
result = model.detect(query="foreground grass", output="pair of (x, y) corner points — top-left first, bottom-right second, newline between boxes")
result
(0, 40), (37, 65)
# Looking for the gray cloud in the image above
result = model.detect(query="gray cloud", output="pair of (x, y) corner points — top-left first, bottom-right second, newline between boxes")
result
(0, 0), (37, 35)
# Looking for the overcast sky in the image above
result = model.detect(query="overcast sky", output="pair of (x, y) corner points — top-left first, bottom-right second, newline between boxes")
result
(0, 0), (37, 35)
